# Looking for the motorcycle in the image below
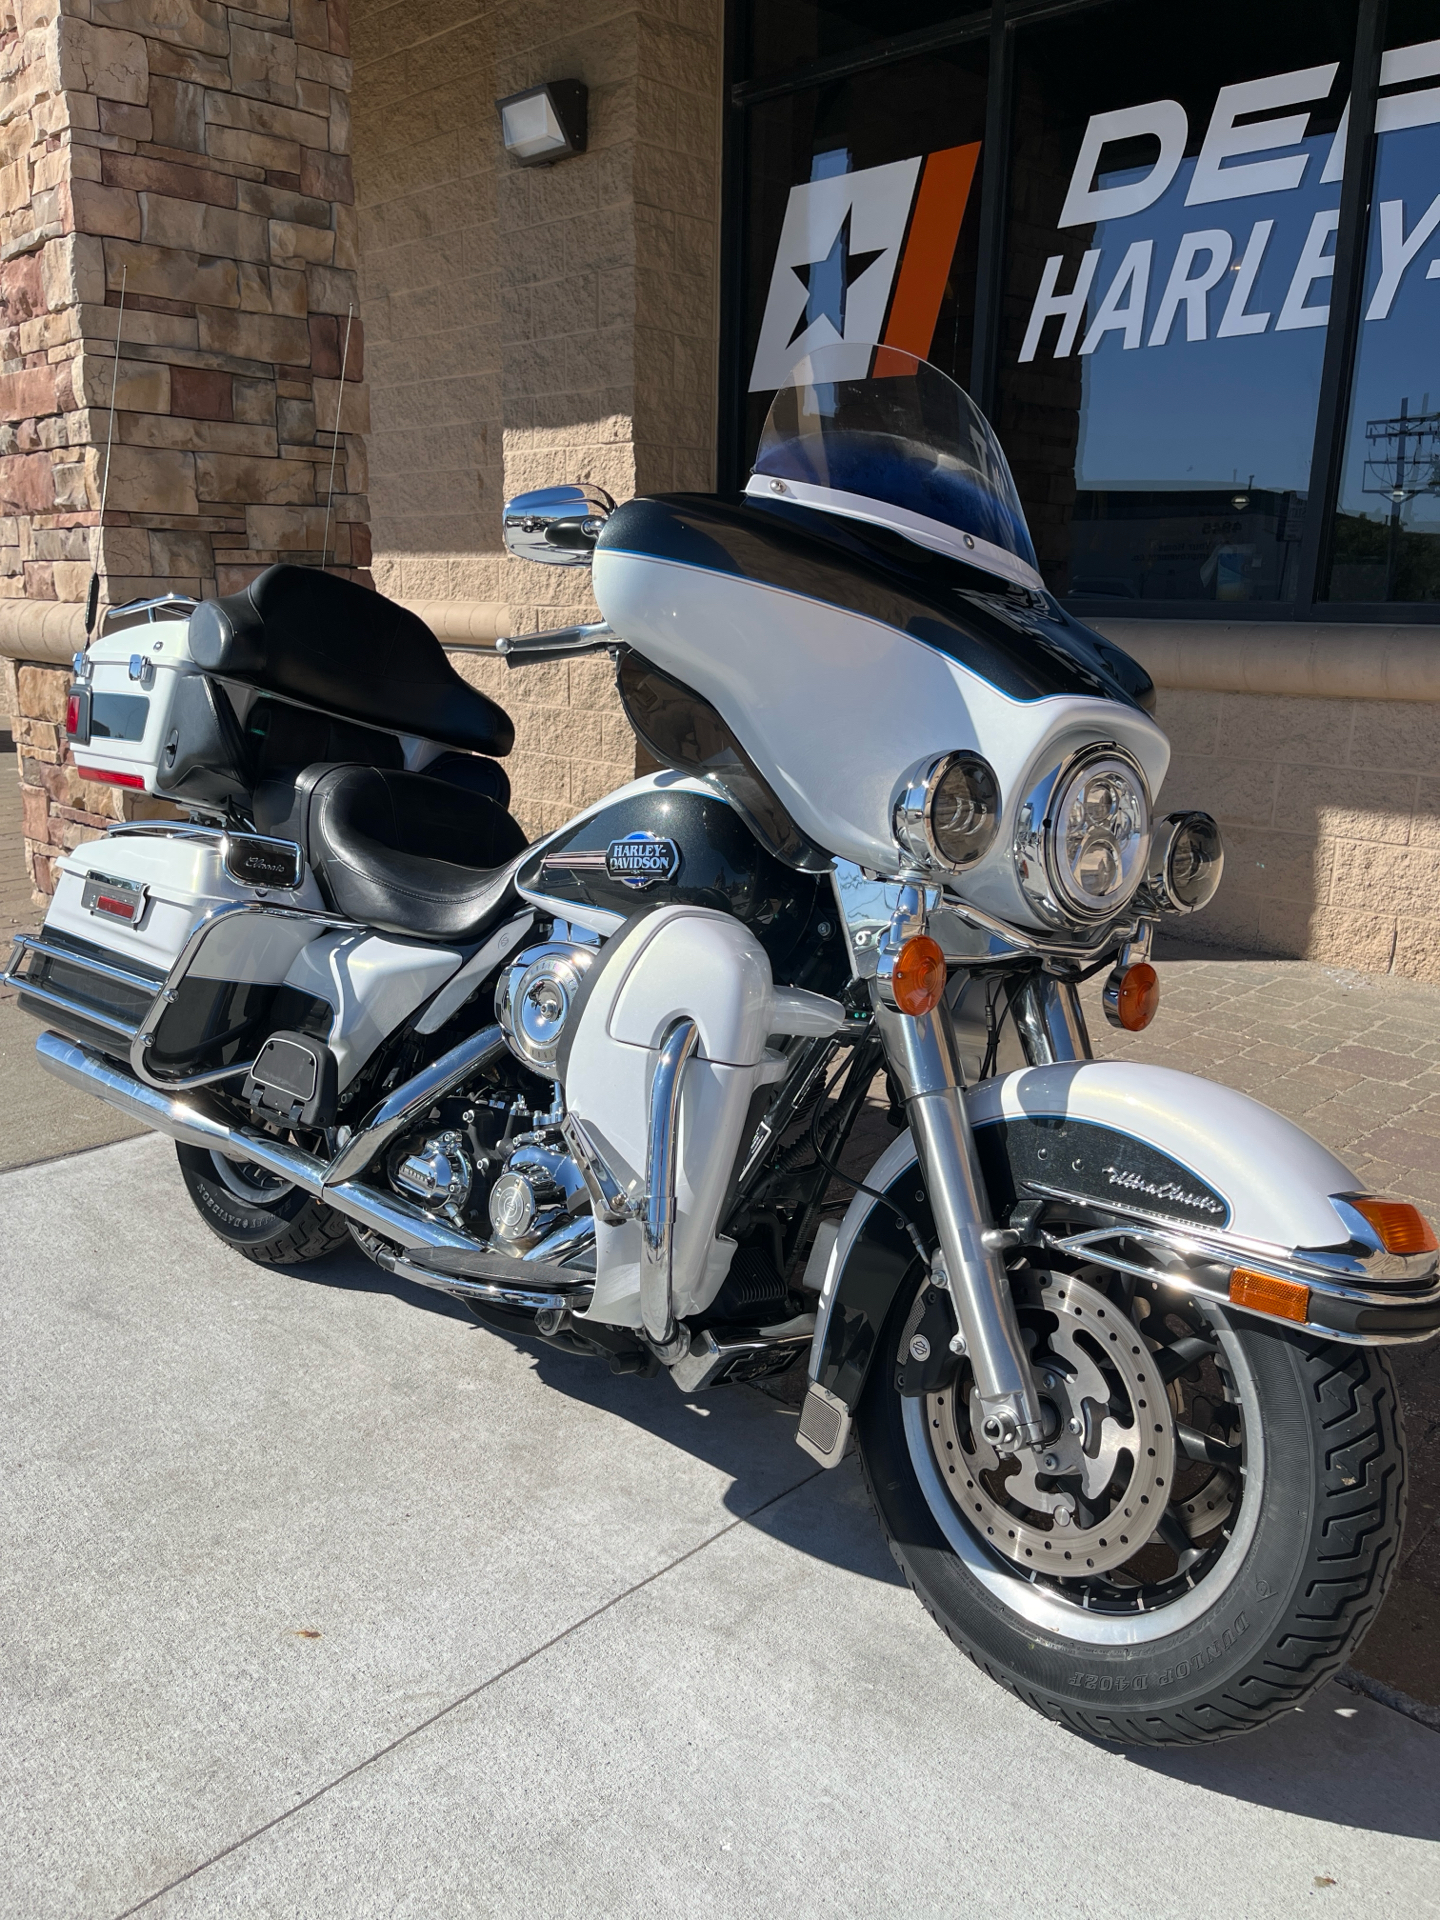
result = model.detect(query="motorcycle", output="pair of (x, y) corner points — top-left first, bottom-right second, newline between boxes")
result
(10, 344), (1434, 1747)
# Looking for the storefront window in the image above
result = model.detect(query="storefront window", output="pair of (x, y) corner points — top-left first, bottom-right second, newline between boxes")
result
(1326, 12), (1440, 603)
(996, 0), (1356, 605)
(745, 1), (987, 87)
(739, 43), (989, 470)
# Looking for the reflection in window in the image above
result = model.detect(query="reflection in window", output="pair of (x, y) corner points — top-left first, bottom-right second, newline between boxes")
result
(1327, 20), (1440, 603)
(997, 0), (1355, 605)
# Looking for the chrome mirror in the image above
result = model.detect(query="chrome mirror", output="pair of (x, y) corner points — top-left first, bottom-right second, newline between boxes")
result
(502, 484), (615, 566)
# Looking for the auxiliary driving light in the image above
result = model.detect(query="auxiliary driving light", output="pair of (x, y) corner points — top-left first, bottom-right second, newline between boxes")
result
(1144, 811), (1224, 914)
(893, 751), (1000, 874)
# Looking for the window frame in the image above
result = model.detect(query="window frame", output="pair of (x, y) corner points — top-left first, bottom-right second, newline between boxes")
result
(720, 0), (1437, 622)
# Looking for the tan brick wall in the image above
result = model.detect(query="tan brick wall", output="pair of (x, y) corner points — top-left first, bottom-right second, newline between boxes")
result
(352, 0), (722, 838)
(1158, 687), (1440, 982)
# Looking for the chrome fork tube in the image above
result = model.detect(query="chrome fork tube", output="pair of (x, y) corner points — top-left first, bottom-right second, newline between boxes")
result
(640, 1017), (700, 1363)
(1011, 974), (1092, 1063)
(876, 999), (1045, 1451)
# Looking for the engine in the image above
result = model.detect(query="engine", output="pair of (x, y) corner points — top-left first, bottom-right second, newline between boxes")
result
(495, 940), (597, 1073)
(385, 937), (601, 1258)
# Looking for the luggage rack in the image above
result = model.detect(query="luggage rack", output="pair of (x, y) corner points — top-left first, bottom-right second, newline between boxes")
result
(5, 899), (363, 1092)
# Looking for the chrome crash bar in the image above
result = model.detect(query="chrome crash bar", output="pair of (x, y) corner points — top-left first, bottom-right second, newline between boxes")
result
(1044, 1221), (1440, 1347)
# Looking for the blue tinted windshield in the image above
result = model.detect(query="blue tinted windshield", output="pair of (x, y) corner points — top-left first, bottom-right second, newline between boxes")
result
(750, 344), (1039, 587)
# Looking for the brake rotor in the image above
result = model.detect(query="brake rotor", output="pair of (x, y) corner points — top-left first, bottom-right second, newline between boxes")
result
(925, 1272), (1176, 1575)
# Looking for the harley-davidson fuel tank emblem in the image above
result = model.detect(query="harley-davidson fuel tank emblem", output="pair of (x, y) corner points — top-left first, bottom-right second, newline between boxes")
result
(605, 832), (681, 888)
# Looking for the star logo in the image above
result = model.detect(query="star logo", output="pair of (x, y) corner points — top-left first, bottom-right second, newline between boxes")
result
(786, 208), (886, 347)
(748, 156), (921, 391)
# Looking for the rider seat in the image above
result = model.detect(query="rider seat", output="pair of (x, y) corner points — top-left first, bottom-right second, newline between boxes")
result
(305, 764), (529, 943)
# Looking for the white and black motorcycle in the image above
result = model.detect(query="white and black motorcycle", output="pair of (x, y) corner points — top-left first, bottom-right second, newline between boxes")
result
(11, 346), (1435, 1746)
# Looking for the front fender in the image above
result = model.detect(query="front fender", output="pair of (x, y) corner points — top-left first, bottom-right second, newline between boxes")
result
(809, 1060), (1435, 1416)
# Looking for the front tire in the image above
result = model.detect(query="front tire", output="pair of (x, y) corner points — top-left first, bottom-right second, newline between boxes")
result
(176, 1141), (350, 1266)
(857, 1263), (1407, 1747)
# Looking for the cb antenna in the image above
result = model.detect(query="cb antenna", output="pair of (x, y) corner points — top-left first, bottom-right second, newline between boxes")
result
(84, 264), (127, 641)
(320, 302), (355, 574)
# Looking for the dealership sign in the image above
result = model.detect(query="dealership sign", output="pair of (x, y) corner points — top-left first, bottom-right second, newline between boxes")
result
(749, 42), (1440, 393)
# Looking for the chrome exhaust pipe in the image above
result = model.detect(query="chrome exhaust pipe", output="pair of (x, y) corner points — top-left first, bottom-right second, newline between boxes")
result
(322, 1023), (509, 1188)
(35, 1031), (498, 1260)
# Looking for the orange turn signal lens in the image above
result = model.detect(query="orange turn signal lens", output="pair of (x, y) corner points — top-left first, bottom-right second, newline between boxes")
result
(1103, 961), (1160, 1033)
(1229, 1267), (1310, 1323)
(891, 934), (947, 1017)
(1349, 1196), (1439, 1255)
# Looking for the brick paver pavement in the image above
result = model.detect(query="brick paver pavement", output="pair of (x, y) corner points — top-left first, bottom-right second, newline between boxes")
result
(1079, 937), (1440, 1719)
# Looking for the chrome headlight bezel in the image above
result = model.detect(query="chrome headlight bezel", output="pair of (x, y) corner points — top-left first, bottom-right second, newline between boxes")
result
(892, 750), (1001, 875)
(1014, 741), (1152, 928)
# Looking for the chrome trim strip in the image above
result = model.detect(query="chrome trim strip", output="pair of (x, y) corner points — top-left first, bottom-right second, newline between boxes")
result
(105, 821), (226, 840)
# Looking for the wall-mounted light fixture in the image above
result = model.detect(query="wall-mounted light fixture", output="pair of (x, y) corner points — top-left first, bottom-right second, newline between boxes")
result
(496, 81), (588, 166)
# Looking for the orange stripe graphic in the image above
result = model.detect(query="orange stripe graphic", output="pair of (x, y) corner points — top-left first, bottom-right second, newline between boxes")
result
(881, 142), (981, 363)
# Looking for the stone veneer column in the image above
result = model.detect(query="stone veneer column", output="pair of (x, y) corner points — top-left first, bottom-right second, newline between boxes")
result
(353, 0), (722, 840)
(1, 0), (367, 893)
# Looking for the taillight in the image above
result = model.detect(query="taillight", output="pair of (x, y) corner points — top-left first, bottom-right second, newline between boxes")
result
(81, 766), (146, 789)
(65, 685), (90, 744)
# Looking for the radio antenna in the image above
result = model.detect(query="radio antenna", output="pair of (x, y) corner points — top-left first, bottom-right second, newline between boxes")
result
(319, 302), (355, 574)
(84, 265), (127, 641)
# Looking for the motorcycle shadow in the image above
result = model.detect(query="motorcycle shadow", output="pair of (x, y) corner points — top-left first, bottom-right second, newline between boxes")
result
(1101, 1686), (1440, 1843)
(297, 1244), (904, 1589)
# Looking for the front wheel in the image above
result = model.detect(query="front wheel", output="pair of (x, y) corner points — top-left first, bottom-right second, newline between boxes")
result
(176, 1141), (351, 1266)
(857, 1257), (1407, 1746)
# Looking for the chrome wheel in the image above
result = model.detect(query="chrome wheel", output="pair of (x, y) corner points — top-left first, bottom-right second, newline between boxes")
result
(905, 1263), (1263, 1645)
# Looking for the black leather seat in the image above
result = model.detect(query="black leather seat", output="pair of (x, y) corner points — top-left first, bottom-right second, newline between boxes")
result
(187, 564), (515, 757)
(307, 765), (528, 942)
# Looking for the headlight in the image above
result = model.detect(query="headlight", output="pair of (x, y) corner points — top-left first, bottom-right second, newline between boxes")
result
(1015, 743), (1150, 926)
(893, 751), (1001, 873)
(1144, 811), (1224, 913)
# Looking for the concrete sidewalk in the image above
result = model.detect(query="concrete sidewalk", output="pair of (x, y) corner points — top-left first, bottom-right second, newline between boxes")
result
(1, 1134), (1436, 1920)
(0, 733), (145, 1172)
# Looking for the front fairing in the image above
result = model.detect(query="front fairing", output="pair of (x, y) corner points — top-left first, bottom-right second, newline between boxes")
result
(592, 493), (1170, 931)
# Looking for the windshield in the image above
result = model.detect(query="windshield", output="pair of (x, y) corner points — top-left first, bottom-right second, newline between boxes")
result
(749, 344), (1041, 591)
